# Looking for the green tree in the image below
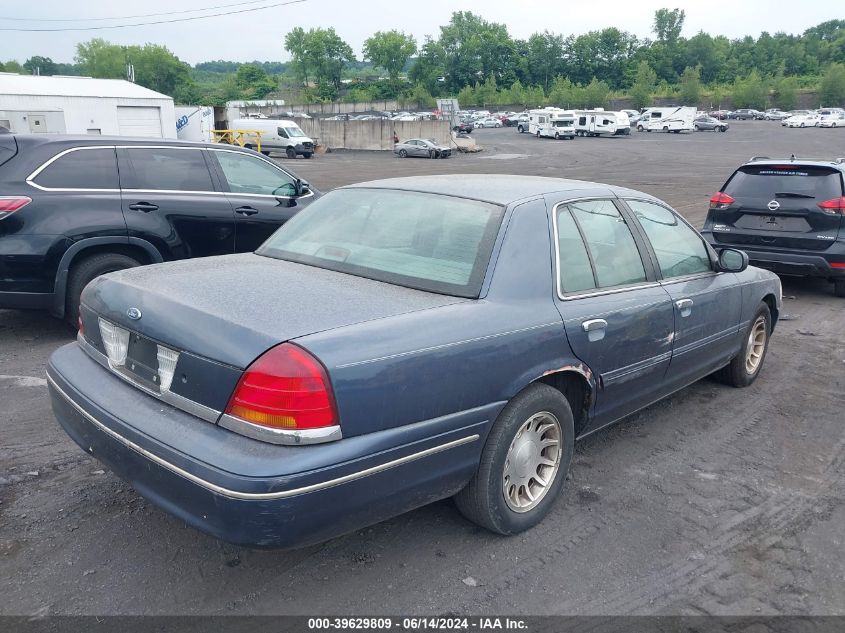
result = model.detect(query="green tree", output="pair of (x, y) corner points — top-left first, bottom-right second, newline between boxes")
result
(679, 65), (701, 105)
(406, 82), (435, 108)
(408, 37), (446, 95)
(732, 70), (768, 109)
(820, 63), (845, 106)
(2, 60), (23, 73)
(503, 79), (528, 106)
(302, 28), (355, 92)
(284, 27), (310, 86)
(437, 11), (516, 91)
(547, 76), (574, 107)
(629, 60), (657, 109)
(653, 8), (686, 44)
(363, 30), (416, 83)
(131, 44), (194, 98)
(75, 39), (127, 79)
(457, 84), (476, 106)
(773, 76), (798, 110)
(581, 78), (611, 108)
(23, 56), (57, 76)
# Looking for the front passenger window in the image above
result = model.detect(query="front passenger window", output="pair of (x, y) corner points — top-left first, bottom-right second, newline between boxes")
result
(626, 200), (712, 278)
(214, 151), (297, 197)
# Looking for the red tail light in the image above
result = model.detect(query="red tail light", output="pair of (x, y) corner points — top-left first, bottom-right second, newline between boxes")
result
(709, 192), (735, 210)
(0, 196), (32, 219)
(817, 197), (845, 215)
(225, 343), (338, 430)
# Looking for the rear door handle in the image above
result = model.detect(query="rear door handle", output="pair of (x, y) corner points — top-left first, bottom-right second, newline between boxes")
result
(235, 206), (259, 216)
(127, 202), (158, 212)
(675, 298), (694, 317)
(582, 318), (607, 342)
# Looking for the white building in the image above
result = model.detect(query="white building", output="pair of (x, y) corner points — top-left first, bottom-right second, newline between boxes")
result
(0, 73), (176, 138)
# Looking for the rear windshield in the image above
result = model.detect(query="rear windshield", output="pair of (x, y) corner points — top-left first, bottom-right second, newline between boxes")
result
(723, 166), (843, 201)
(257, 188), (505, 298)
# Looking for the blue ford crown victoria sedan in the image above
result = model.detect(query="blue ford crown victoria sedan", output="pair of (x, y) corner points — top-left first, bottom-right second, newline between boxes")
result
(47, 175), (782, 548)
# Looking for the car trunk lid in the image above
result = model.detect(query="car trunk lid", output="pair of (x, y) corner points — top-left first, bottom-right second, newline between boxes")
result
(82, 252), (467, 370)
(710, 164), (844, 251)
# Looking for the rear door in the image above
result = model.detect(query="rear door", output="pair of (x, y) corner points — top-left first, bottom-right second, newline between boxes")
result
(118, 146), (236, 260)
(552, 197), (675, 432)
(208, 148), (312, 252)
(712, 164), (844, 251)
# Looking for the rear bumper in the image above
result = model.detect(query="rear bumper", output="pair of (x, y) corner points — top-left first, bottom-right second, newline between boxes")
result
(48, 343), (489, 548)
(704, 239), (845, 278)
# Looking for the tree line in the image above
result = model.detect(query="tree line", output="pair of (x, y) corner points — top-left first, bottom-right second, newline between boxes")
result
(2, 10), (844, 108)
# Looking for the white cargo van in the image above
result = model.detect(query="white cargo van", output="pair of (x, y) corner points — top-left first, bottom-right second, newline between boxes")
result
(574, 110), (630, 137)
(636, 107), (695, 133)
(230, 118), (316, 158)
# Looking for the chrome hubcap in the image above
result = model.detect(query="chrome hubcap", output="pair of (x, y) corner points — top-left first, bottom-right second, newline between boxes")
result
(745, 316), (767, 374)
(503, 412), (562, 513)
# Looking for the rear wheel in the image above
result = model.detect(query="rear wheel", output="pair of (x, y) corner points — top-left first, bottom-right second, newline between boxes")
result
(554, 132), (560, 140)
(714, 302), (771, 387)
(834, 280), (845, 298)
(694, 124), (701, 131)
(66, 253), (142, 327)
(454, 383), (574, 535)
(663, 126), (669, 133)
(637, 125), (644, 132)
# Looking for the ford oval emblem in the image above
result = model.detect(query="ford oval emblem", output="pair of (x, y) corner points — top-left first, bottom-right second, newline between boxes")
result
(126, 307), (142, 321)
(767, 200), (780, 211)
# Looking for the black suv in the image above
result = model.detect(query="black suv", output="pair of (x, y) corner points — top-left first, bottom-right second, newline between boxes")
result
(0, 134), (319, 323)
(701, 157), (845, 297)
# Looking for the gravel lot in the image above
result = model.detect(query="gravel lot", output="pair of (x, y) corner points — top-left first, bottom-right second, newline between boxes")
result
(1, 121), (844, 616)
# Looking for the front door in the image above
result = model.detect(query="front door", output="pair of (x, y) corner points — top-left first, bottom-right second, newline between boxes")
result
(209, 148), (314, 252)
(552, 198), (675, 432)
(117, 147), (236, 261)
(623, 198), (742, 389)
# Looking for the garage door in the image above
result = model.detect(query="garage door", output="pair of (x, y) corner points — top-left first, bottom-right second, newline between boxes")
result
(116, 106), (162, 137)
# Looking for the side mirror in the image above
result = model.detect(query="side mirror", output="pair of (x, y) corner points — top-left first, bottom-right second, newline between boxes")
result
(295, 179), (309, 196)
(718, 248), (749, 273)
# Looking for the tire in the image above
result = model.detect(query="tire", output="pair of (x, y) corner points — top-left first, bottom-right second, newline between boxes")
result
(554, 132), (560, 140)
(398, 149), (407, 158)
(714, 302), (772, 387)
(454, 383), (575, 535)
(66, 253), (142, 327)
(536, 131), (541, 138)
(720, 126), (727, 132)
(518, 125), (525, 133)
(834, 280), (845, 298)
(285, 147), (297, 159)
(637, 125), (644, 132)
(260, 150), (271, 156)
(663, 126), (669, 133)
(303, 152), (312, 159)
(694, 124), (701, 131)
(800, 123), (805, 128)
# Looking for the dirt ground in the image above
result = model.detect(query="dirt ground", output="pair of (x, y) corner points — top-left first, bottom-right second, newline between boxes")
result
(1, 121), (844, 616)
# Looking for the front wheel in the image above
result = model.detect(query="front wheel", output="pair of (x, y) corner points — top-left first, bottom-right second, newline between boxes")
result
(637, 125), (644, 132)
(554, 132), (560, 140)
(303, 152), (312, 159)
(719, 126), (727, 132)
(285, 147), (297, 159)
(398, 149), (407, 158)
(663, 126), (669, 133)
(454, 383), (574, 535)
(694, 124), (701, 131)
(715, 302), (771, 387)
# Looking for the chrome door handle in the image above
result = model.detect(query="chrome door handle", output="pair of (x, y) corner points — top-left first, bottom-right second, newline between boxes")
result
(675, 298), (694, 317)
(235, 206), (259, 216)
(582, 318), (608, 332)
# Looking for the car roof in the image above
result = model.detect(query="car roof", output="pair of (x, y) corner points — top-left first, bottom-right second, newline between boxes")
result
(9, 133), (235, 151)
(342, 174), (657, 206)
(743, 157), (845, 171)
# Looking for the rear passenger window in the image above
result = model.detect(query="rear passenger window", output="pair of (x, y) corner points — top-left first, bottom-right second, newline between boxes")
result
(568, 200), (647, 288)
(627, 200), (712, 278)
(33, 148), (118, 189)
(122, 148), (214, 192)
(556, 207), (596, 293)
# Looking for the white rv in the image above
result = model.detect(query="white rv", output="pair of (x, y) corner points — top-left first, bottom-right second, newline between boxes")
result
(528, 108), (576, 139)
(574, 110), (631, 137)
(636, 106), (696, 133)
(229, 118), (316, 158)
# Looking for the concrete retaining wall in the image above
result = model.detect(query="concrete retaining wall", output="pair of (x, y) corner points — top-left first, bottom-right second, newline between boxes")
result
(299, 119), (452, 151)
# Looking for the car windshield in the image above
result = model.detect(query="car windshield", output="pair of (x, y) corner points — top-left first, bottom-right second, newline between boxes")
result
(257, 188), (506, 298)
(281, 125), (306, 138)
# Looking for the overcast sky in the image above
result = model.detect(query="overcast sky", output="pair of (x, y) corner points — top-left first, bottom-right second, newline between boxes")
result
(0, 0), (840, 66)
